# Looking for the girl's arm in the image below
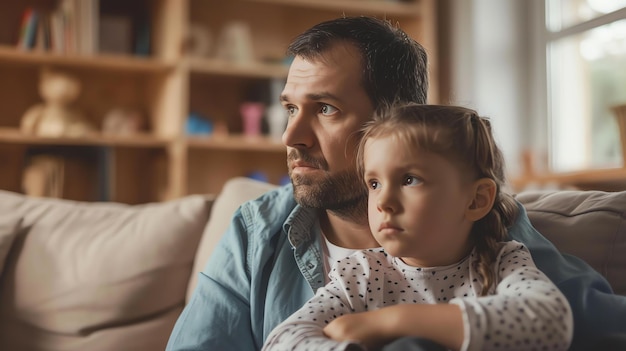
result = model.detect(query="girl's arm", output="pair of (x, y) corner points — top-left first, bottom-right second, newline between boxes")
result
(450, 241), (573, 351)
(325, 241), (573, 351)
(262, 253), (375, 351)
(324, 303), (465, 350)
(262, 289), (361, 351)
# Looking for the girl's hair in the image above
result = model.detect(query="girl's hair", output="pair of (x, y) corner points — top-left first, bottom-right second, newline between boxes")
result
(356, 103), (519, 295)
(287, 16), (428, 108)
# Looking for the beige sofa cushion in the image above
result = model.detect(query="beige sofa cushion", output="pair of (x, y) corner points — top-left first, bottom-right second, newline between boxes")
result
(517, 190), (626, 295)
(186, 177), (278, 301)
(0, 191), (212, 351)
(0, 214), (21, 278)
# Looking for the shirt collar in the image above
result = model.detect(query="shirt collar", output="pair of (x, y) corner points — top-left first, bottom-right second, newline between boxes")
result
(284, 204), (319, 248)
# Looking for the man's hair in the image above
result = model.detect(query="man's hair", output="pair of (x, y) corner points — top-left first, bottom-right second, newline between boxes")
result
(356, 103), (519, 295)
(287, 16), (429, 109)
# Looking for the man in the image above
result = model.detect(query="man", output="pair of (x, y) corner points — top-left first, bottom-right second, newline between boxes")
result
(167, 16), (625, 351)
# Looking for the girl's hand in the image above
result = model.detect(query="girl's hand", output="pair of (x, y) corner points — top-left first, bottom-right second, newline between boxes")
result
(323, 304), (464, 351)
(323, 310), (395, 350)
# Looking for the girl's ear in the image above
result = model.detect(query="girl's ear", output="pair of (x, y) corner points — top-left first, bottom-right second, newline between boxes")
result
(465, 178), (497, 222)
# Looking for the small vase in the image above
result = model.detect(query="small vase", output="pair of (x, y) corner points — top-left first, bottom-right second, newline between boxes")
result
(240, 102), (264, 136)
(610, 104), (626, 166)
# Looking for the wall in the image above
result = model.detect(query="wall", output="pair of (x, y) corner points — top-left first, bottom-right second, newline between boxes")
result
(441, 0), (535, 176)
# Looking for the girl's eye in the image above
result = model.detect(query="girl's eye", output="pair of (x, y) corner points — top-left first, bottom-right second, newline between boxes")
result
(404, 176), (421, 186)
(367, 180), (379, 190)
(320, 104), (339, 116)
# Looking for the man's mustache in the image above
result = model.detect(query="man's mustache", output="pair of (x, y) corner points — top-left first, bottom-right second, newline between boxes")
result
(287, 150), (328, 170)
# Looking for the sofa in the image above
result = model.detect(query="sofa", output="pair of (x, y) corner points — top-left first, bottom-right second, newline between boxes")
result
(0, 177), (624, 351)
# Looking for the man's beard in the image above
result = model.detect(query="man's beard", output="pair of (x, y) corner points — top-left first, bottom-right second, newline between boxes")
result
(288, 150), (367, 218)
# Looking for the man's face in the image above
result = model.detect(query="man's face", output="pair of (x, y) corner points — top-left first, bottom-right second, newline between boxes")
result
(280, 43), (374, 209)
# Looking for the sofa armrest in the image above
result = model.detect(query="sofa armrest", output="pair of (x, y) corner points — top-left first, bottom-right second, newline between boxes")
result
(186, 177), (279, 302)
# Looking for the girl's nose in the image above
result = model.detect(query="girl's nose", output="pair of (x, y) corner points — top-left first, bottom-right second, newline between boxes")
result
(376, 187), (398, 213)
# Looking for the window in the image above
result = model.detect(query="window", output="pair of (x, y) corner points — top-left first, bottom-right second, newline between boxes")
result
(543, 0), (626, 172)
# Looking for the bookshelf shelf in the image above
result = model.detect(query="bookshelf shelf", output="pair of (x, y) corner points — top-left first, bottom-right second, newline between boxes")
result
(0, 46), (173, 73)
(0, 128), (170, 148)
(186, 134), (286, 152)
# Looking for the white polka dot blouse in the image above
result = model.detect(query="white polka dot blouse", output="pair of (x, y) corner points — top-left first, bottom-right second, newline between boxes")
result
(262, 240), (573, 351)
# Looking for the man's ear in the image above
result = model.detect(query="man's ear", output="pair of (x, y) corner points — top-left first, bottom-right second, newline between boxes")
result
(465, 178), (497, 222)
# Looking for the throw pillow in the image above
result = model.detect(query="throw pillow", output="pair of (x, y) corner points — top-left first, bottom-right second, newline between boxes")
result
(0, 190), (212, 351)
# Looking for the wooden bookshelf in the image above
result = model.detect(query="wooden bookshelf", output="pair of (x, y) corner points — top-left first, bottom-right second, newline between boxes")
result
(0, 0), (439, 203)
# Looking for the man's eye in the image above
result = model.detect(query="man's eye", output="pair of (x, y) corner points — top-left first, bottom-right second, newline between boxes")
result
(286, 105), (298, 117)
(404, 176), (421, 186)
(320, 104), (338, 116)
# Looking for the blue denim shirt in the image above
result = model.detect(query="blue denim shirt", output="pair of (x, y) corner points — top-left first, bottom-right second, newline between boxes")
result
(166, 183), (626, 351)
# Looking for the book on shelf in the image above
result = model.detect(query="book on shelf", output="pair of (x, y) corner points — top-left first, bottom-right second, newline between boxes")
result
(49, 9), (64, 54)
(98, 9), (151, 56)
(16, 0), (99, 55)
(134, 16), (151, 56)
(21, 147), (111, 201)
(98, 15), (132, 55)
(16, 7), (38, 50)
(14, 0), (154, 57)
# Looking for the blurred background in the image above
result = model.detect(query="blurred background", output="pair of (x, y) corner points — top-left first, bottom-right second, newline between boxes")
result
(0, 0), (625, 204)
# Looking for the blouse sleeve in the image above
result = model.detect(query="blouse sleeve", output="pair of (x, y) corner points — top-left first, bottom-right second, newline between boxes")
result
(450, 240), (573, 351)
(262, 251), (379, 351)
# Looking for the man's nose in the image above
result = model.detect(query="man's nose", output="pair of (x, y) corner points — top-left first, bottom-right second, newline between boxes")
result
(282, 111), (314, 149)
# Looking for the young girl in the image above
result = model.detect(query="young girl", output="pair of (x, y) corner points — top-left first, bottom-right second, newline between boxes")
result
(262, 104), (573, 351)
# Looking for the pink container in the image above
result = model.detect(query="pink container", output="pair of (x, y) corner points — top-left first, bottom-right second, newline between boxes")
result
(240, 102), (265, 136)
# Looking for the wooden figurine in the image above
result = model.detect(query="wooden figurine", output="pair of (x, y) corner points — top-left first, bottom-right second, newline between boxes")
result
(20, 68), (94, 137)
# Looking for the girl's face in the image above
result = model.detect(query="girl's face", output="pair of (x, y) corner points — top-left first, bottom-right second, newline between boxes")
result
(363, 135), (476, 267)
